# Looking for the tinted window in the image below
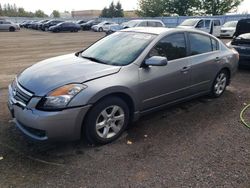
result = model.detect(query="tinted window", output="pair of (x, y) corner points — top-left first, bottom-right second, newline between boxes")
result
(149, 33), (187, 61)
(189, 33), (212, 55)
(214, 20), (221, 26)
(196, 20), (204, 28)
(211, 38), (219, 51)
(156, 22), (163, 27)
(148, 21), (156, 27)
(139, 21), (147, 27)
(205, 20), (211, 27)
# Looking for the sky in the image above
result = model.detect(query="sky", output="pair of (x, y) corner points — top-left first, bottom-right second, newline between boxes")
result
(1, 0), (250, 15)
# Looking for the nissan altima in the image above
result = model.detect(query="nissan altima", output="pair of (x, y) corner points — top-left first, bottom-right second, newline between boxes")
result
(8, 27), (239, 144)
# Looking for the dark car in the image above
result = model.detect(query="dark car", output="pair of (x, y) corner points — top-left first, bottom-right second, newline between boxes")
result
(228, 19), (250, 67)
(32, 19), (49, 30)
(41, 20), (64, 31)
(20, 21), (29, 28)
(81, 20), (100, 30)
(49, 22), (81, 32)
(23, 21), (37, 28)
(76, 20), (86, 25)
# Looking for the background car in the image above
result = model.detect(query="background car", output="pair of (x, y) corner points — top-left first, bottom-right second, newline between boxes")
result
(227, 19), (250, 67)
(178, 18), (221, 37)
(220, 21), (238, 38)
(91, 21), (115, 32)
(123, 19), (165, 28)
(41, 20), (64, 31)
(81, 20), (100, 30)
(0, 20), (20, 32)
(32, 19), (50, 30)
(76, 20), (86, 25)
(105, 24), (124, 35)
(49, 22), (81, 32)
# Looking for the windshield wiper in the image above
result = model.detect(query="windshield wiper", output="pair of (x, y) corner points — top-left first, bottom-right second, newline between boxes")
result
(81, 55), (107, 65)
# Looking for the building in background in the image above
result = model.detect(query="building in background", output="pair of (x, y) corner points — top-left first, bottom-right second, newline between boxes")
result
(71, 10), (101, 18)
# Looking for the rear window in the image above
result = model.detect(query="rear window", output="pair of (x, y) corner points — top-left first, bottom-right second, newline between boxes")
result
(189, 33), (213, 55)
(214, 20), (221, 26)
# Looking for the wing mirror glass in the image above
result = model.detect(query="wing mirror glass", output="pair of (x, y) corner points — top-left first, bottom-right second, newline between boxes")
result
(144, 56), (168, 66)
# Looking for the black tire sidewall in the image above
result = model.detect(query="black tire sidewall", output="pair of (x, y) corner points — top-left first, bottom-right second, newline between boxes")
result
(9, 27), (15, 32)
(85, 97), (130, 145)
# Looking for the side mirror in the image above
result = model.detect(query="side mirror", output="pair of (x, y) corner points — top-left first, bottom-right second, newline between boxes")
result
(144, 56), (168, 66)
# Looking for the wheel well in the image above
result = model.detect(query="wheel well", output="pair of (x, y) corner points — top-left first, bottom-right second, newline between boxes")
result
(220, 67), (231, 85)
(81, 92), (135, 138)
(96, 93), (135, 121)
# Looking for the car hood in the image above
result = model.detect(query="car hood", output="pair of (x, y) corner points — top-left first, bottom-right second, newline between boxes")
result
(221, 27), (235, 31)
(17, 53), (121, 96)
(177, 25), (194, 29)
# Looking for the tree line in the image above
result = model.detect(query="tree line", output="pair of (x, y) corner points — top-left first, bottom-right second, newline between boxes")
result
(100, 2), (124, 18)
(0, 3), (61, 18)
(137, 0), (243, 17)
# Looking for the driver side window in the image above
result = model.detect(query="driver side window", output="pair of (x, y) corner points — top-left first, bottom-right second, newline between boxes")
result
(149, 33), (187, 61)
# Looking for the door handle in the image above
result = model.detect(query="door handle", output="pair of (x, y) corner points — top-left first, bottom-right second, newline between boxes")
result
(181, 66), (191, 73)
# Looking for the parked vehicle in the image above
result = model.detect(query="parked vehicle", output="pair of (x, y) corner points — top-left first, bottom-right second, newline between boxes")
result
(91, 21), (115, 32)
(123, 19), (165, 28)
(76, 20), (86, 25)
(20, 20), (29, 28)
(23, 20), (37, 28)
(8, 28), (238, 144)
(27, 21), (39, 29)
(81, 20), (100, 30)
(105, 24), (124, 35)
(32, 19), (50, 30)
(178, 18), (222, 37)
(0, 20), (20, 32)
(41, 20), (64, 31)
(49, 22), (81, 32)
(220, 21), (238, 38)
(227, 19), (250, 67)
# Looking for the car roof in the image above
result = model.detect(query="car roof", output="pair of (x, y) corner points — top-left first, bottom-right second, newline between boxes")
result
(122, 27), (216, 36)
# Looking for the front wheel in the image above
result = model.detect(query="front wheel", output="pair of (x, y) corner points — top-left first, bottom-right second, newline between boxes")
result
(84, 97), (130, 145)
(9, 27), (15, 32)
(98, 27), (103, 32)
(210, 70), (229, 98)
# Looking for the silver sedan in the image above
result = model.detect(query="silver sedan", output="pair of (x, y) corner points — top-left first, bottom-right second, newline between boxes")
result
(8, 27), (239, 144)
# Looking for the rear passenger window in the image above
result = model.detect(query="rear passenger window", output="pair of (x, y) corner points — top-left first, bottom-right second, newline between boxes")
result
(211, 38), (219, 51)
(148, 22), (156, 27)
(214, 20), (221, 26)
(139, 22), (147, 27)
(149, 33), (187, 61)
(156, 22), (163, 27)
(189, 33), (212, 55)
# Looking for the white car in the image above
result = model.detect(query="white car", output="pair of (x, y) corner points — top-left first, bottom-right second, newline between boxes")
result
(123, 20), (165, 28)
(220, 21), (238, 38)
(0, 20), (20, 32)
(91, 21), (115, 32)
(178, 18), (221, 37)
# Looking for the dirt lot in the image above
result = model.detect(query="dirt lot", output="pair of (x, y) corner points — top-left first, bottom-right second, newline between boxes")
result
(0, 30), (250, 188)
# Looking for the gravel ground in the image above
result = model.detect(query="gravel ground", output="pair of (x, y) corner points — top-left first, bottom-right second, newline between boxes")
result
(0, 30), (249, 188)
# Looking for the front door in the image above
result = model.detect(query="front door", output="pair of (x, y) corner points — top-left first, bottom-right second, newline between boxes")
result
(139, 33), (192, 111)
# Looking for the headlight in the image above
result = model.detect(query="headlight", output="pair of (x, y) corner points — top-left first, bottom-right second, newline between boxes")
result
(37, 84), (87, 110)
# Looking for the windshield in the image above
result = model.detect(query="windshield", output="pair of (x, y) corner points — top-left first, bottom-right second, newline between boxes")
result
(223, 21), (238, 27)
(180, 19), (199, 26)
(81, 32), (156, 66)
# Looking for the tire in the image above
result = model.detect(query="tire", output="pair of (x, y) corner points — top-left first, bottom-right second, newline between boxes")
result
(98, 27), (103, 32)
(9, 27), (15, 32)
(84, 97), (130, 145)
(210, 70), (229, 98)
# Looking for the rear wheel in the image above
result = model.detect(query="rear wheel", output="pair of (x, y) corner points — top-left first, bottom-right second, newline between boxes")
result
(84, 97), (130, 145)
(98, 27), (103, 32)
(9, 27), (15, 32)
(210, 70), (229, 98)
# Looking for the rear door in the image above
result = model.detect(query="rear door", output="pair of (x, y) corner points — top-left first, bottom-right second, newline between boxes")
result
(139, 32), (192, 110)
(187, 32), (220, 94)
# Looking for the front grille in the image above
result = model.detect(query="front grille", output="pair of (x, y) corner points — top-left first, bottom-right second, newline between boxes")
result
(12, 80), (33, 106)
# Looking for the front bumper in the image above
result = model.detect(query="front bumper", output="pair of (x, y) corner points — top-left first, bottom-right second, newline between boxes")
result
(8, 85), (91, 141)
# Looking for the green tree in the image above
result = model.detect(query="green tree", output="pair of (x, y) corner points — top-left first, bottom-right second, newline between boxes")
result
(101, 7), (109, 17)
(137, 0), (169, 17)
(169, 0), (202, 16)
(35, 9), (47, 17)
(52, 10), (60, 18)
(115, 1), (124, 17)
(201, 0), (243, 15)
(0, 4), (3, 16)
